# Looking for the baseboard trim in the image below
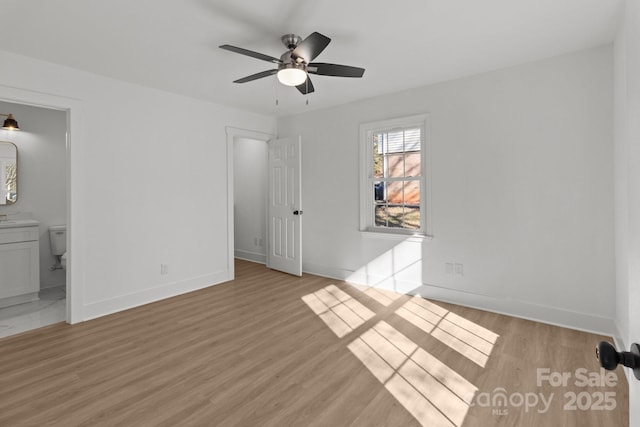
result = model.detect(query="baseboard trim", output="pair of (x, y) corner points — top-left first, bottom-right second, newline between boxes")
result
(235, 250), (266, 264)
(303, 262), (352, 282)
(82, 270), (230, 321)
(0, 292), (39, 309)
(411, 282), (617, 337)
(302, 262), (617, 337)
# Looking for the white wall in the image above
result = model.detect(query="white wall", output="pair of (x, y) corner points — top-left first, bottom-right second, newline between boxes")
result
(278, 45), (615, 334)
(0, 51), (276, 321)
(614, 0), (640, 425)
(0, 100), (67, 289)
(233, 137), (267, 263)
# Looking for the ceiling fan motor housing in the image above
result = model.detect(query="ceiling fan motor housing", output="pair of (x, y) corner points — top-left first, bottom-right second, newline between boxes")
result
(279, 51), (307, 72)
(281, 34), (303, 51)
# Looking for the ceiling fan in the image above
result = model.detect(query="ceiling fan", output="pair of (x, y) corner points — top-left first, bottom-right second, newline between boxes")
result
(219, 32), (365, 95)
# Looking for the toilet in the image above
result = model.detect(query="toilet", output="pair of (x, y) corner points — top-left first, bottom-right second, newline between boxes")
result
(49, 225), (67, 269)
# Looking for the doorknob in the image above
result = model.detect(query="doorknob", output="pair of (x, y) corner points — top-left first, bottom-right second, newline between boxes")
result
(596, 341), (640, 380)
(293, 210), (303, 215)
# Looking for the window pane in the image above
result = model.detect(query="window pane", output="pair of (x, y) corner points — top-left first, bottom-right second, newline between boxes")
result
(374, 203), (388, 227)
(404, 180), (420, 206)
(385, 206), (405, 228)
(387, 153), (404, 178)
(404, 152), (421, 177)
(374, 152), (384, 178)
(373, 134), (384, 178)
(373, 182), (385, 201)
(403, 206), (421, 230)
(404, 128), (421, 151)
(374, 132), (387, 154)
(387, 130), (404, 153)
(403, 181), (420, 230)
(386, 181), (403, 204)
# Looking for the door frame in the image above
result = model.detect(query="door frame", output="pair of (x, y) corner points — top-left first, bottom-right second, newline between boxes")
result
(226, 127), (275, 280)
(0, 84), (84, 324)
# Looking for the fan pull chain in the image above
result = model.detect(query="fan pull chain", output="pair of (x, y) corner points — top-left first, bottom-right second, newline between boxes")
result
(275, 77), (279, 106)
(306, 79), (309, 106)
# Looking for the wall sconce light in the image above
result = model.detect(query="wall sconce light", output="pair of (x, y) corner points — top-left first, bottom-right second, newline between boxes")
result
(1, 114), (20, 131)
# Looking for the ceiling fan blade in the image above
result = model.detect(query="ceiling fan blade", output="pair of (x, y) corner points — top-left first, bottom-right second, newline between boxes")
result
(291, 32), (331, 63)
(308, 63), (365, 78)
(219, 45), (282, 64)
(296, 76), (315, 95)
(233, 69), (277, 83)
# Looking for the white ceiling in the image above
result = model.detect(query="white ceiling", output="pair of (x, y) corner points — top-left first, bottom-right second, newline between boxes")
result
(0, 0), (622, 116)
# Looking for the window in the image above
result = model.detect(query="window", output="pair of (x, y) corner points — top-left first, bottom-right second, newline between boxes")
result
(360, 114), (431, 236)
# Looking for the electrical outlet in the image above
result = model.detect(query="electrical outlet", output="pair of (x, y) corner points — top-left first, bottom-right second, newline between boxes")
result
(455, 263), (464, 277)
(254, 237), (258, 246)
(258, 237), (263, 247)
(161, 264), (169, 275)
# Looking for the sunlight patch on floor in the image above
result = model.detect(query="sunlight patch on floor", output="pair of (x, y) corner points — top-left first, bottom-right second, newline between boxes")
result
(302, 283), (500, 427)
(361, 286), (404, 307)
(301, 285), (375, 338)
(396, 296), (498, 367)
(348, 321), (478, 427)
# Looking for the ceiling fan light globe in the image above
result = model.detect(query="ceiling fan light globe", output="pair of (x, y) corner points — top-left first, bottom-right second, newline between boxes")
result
(277, 68), (307, 86)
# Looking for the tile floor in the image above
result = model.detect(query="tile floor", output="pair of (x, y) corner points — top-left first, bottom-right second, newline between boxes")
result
(0, 286), (66, 339)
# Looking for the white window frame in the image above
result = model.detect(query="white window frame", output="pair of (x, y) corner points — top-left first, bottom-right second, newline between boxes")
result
(359, 113), (432, 238)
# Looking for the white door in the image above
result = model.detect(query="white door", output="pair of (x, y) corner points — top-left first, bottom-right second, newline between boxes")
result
(267, 136), (302, 276)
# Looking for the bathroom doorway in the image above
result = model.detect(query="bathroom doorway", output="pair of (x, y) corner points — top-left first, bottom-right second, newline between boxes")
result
(0, 100), (68, 339)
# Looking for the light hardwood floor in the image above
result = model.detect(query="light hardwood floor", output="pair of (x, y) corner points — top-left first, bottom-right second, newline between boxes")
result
(0, 260), (628, 426)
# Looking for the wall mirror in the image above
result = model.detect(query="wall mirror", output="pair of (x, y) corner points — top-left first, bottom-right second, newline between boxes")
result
(0, 141), (17, 205)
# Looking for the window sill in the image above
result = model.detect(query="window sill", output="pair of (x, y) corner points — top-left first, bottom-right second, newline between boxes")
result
(360, 229), (432, 242)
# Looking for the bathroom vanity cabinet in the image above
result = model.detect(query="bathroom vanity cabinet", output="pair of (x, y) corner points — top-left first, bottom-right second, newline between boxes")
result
(0, 220), (40, 308)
